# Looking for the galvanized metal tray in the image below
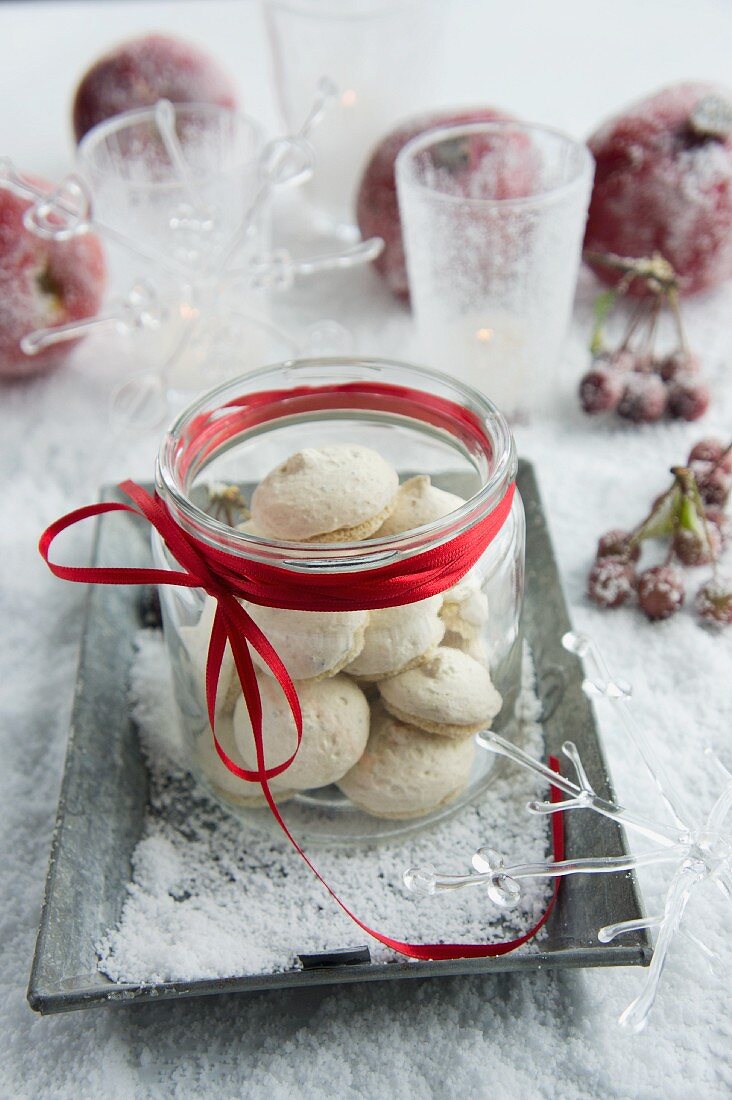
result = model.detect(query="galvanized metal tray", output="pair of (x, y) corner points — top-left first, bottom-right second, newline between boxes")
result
(28, 462), (651, 1014)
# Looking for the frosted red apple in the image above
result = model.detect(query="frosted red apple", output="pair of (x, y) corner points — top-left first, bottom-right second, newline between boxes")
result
(585, 82), (732, 296)
(356, 107), (517, 301)
(73, 34), (238, 143)
(0, 179), (106, 378)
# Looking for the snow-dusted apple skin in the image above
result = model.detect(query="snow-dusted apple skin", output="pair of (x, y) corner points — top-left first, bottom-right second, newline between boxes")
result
(72, 33), (238, 143)
(356, 107), (517, 301)
(0, 178), (106, 378)
(585, 82), (732, 297)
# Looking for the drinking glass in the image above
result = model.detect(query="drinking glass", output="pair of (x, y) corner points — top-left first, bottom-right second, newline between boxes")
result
(78, 102), (274, 412)
(78, 102), (268, 280)
(396, 121), (594, 419)
(264, 0), (443, 238)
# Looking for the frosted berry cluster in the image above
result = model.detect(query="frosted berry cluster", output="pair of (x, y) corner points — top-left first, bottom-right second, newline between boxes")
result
(579, 253), (710, 424)
(588, 439), (732, 625)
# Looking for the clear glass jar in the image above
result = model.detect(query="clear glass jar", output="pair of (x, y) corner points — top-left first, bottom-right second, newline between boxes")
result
(153, 357), (524, 844)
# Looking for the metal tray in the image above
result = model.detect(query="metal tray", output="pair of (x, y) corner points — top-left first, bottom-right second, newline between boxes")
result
(28, 461), (651, 1014)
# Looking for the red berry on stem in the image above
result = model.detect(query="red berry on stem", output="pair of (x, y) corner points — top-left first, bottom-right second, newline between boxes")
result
(692, 460), (731, 506)
(705, 507), (732, 546)
(610, 348), (637, 373)
(667, 377), (710, 421)
(637, 565), (685, 620)
(689, 437), (726, 464)
(630, 352), (654, 374)
(659, 351), (701, 382)
(596, 529), (641, 562)
(696, 579), (732, 625)
(579, 366), (624, 414)
(672, 524), (721, 566)
(617, 373), (667, 422)
(689, 438), (732, 474)
(588, 558), (636, 608)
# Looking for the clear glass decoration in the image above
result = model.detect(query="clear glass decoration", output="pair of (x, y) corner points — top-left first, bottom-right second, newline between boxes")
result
(395, 121), (594, 420)
(152, 357), (525, 844)
(1, 88), (384, 430)
(405, 631), (732, 1031)
(264, 0), (445, 237)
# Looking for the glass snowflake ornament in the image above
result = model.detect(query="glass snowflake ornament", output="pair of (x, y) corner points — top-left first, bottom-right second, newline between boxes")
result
(404, 632), (732, 1032)
(0, 81), (383, 428)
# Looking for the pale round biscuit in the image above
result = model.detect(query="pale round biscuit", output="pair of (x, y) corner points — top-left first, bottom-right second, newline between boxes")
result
(193, 713), (294, 808)
(179, 595), (234, 716)
(250, 444), (399, 541)
(236, 518), (262, 535)
(233, 672), (370, 792)
(337, 704), (475, 819)
(306, 501), (394, 543)
(442, 630), (490, 666)
(440, 568), (489, 641)
(343, 595), (445, 681)
(244, 604), (367, 681)
(374, 475), (465, 537)
(378, 647), (502, 738)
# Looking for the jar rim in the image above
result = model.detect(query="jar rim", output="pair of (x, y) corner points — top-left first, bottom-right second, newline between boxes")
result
(156, 356), (517, 572)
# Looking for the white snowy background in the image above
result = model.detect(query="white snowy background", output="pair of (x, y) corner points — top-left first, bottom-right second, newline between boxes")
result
(2, 1), (732, 1097)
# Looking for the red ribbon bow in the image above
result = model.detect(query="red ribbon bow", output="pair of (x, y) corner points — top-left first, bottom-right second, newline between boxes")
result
(39, 381), (564, 961)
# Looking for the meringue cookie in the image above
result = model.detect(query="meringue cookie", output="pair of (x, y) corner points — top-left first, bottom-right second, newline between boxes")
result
(179, 595), (234, 715)
(233, 673), (370, 792)
(244, 604), (367, 681)
(337, 704), (475, 819)
(344, 595), (444, 681)
(440, 568), (489, 641)
(442, 630), (490, 667)
(250, 444), (399, 541)
(375, 474), (465, 537)
(378, 647), (502, 738)
(194, 713), (293, 808)
(236, 518), (262, 535)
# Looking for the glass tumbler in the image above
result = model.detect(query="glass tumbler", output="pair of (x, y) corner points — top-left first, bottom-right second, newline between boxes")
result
(264, 0), (444, 238)
(153, 357), (525, 845)
(78, 103), (276, 400)
(396, 121), (594, 420)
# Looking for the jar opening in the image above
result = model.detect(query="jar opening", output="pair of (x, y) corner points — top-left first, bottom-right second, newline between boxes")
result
(156, 358), (517, 571)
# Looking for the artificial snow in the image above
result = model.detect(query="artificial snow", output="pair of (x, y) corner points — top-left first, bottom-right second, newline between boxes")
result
(3, 256), (730, 1098)
(97, 637), (553, 984)
(3, 2), (732, 1095)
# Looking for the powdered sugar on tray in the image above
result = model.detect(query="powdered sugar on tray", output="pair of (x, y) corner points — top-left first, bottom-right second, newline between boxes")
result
(98, 636), (553, 984)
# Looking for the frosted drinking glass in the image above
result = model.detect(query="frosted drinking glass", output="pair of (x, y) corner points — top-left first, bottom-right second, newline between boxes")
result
(396, 121), (594, 419)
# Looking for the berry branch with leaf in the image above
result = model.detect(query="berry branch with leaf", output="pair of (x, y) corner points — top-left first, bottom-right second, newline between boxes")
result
(579, 253), (710, 424)
(589, 439), (732, 625)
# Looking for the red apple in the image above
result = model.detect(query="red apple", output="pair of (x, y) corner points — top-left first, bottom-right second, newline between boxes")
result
(356, 107), (518, 301)
(585, 82), (732, 296)
(0, 178), (106, 379)
(72, 34), (238, 144)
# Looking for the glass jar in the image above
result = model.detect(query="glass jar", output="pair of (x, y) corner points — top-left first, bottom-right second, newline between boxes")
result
(153, 357), (524, 844)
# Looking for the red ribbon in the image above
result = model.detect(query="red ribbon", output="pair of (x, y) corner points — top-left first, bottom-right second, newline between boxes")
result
(39, 381), (564, 960)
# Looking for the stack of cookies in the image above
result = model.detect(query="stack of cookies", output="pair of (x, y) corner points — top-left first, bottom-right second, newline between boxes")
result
(184, 444), (503, 819)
